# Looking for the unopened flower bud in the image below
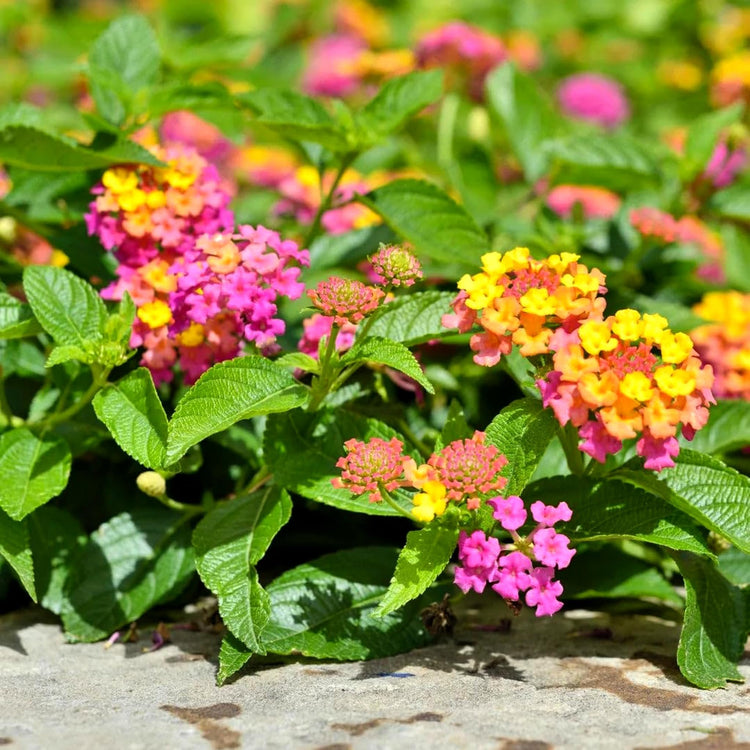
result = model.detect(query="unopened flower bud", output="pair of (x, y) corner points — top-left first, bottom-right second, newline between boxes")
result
(136, 471), (167, 498)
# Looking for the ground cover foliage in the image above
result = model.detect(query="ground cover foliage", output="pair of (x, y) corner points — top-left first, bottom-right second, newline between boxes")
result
(0, 0), (749, 689)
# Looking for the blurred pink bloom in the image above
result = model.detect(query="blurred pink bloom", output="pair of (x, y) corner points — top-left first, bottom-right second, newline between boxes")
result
(557, 73), (629, 129)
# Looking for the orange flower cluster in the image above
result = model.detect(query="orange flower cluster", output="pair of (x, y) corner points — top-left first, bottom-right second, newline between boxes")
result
(691, 291), (750, 400)
(539, 310), (715, 470)
(442, 248), (607, 366)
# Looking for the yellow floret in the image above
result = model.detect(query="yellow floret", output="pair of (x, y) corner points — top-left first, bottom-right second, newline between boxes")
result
(654, 365), (697, 397)
(102, 167), (138, 194)
(177, 322), (205, 347)
(579, 320), (618, 355)
(660, 331), (694, 364)
(546, 252), (580, 274)
(641, 312), (668, 344)
(619, 371), (655, 402)
(412, 480), (448, 523)
(611, 309), (643, 342)
(117, 189), (147, 212)
(136, 300), (172, 329)
(519, 287), (556, 316)
(146, 190), (167, 209)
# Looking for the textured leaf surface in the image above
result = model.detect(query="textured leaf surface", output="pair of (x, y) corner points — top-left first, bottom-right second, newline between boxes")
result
(0, 293), (42, 339)
(0, 509), (35, 601)
(360, 179), (489, 270)
(343, 337), (434, 393)
(61, 508), (194, 642)
(0, 428), (71, 520)
(375, 521), (458, 617)
(261, 547), (448, 659)
(366, 291), (456, 346)
(485, 397), (558, 495)
(719, 546), (750, 586)
(674, 552), (747, 688)
(683, 400), (750, 455)
(166, 356), (309, 463)
(193, 487), (292, 653)
(217, 632), (253, 686)
(93, 368), (168, 469)
(23, 266), (107, 347)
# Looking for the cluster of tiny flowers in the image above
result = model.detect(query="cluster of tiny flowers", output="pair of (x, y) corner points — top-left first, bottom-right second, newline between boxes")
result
(454, 498), (574, 617)
(308, 277), (384, 326)
(332, 437), (407, 503)
(545, 184), (621, 220)
(630, 208), (725, 282)
(367, 244), (423, 287)
(537, 310), (715, 470)
(691, 291), (750, 400)
(298, 314), (357, 359)
(556, 72), (630, 129)
(442, 247), (607, 366)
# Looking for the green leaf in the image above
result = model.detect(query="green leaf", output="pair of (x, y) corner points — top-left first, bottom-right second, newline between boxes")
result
(238, 89), (351, 151)
(28, 505), (85, 615)
(23, 266), (107, 348)
(719, 546), (750, 586)
(526, 475), (713, 557)
(0, 428), (71, 520)
(683, 104), (743, 179)
(342, 337), (434, 394)
(486, 62), (562, 181)
(673, 552), (748, 688)
(93, 368), (168, 469)
(88, 14), (161, 125)
(560, 545), (682, 604)
(166, 356), (309, 464)
(263, 409), (414, 517)
(366, 291), (456, 346)
(356, 70), (443, 143)
(712, 185), (750, 223)
(0, 293), (42, 339)
(682, 400), (750, 455)
(617, 450), (750, 555)
(0, 509), (35, 601)
(275, 352), (320, 374)
(193, 487), (291, 654)
(436, 400), (472, 450)
(549, 134), (661, 191)
(261, 547), (448, 659)
(45, 345), (94, 367)
(721, 223), (750, 292)
(485, 397), (558, 496)
(61, 508), (194, 642)
(217, 632), (253, 686)
(359, 179), (489, 271)
(375, 520), (458, 617)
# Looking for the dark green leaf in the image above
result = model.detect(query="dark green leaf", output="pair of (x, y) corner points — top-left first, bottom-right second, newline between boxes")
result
(366, 291), (456, 346)
(166, 356), (309, 464)
(719, 546), (750, 586)
(0, 509), (35, 601)
(217, 632), (253, 686)
(93, 368), (168, 469)
(682, 400), (750, 455)
(436, 400), (473, 450)
(342, 337), (434, 393)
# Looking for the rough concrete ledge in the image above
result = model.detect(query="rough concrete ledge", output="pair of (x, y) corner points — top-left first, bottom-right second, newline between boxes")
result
(1, 600), (749, 750)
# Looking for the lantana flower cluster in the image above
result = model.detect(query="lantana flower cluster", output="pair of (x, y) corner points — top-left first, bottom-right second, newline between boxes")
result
(455, 497), (574, 617)
(442, 247), (607, 367)
(545, 184), (621, 220)
(691, 291), (750, 400)
(556, 72), (630, 129)
(538, 311), (715, 470)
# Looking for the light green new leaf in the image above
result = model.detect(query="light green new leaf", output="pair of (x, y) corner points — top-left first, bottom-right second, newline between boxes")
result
(166, 356), (309, 464)
(375, 521), (458, 617)
(0, 428), (71, 520)
(261, 547), (450, 659)
(485, 397), (557, 496)
(674, 552), (747, 689)
(217, 632), (253, 686)
(0, 293), (42, 339)
(45, 345), (94, 368)
(193, 487), (292, 654)
(61, 508), (194, 642)
(23, 266), (107, 347)
(93, 368), (168, 469)
(342, 337), (434, 393)
(366, 291), (456, 346)
(359, 179), (489, 271)
(0, 509), (35, 601)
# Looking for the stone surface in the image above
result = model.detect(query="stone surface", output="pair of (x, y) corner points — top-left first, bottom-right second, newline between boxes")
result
(1, 600), (750, 749)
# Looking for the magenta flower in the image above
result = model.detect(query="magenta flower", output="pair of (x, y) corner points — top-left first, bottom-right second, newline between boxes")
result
(458, 530), (501, 569)
(531, 528), (576, 569)
(530, 501), (573, 527)
(308, 277), (385, 326)
(331, 437), (406, 503)
(525, 567), (564, 617)
(557, 73), (629, 129)
(490, 551), (533, 601)
(368, 244), (423, 287)
(487, 495), (528, 531)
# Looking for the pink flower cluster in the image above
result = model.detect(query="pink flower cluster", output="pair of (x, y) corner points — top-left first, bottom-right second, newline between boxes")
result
(556, 73), (630, 129)
(455, 498), (575, 617)
(546, 184), (621, 220)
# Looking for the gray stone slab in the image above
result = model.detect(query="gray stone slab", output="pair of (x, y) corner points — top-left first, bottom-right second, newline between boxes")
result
(1, 599), (749, 750)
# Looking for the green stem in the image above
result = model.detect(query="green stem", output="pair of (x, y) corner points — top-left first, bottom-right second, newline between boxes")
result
(242, 465), (272, 496)
(558, 422), (585, 476)
(437, 93), (460, 169)
(307, 325), (342, 411)
(0, 373), (14, 425)
(379, 485), (418, 522)
(154, 493), (205, 517)
(34, 365), (112, 430)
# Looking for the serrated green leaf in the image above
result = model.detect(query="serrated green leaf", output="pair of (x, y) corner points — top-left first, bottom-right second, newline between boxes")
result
(356, 70), (443, 143)
(0, 429), (71, 520)
(93, 368), (169, 469)
(88, 15), (161, 125)
(61, 508), (194, 642)
(375, 521), (458, 617)
(46, 344), (93, 367)
(0, 509), (35, 601)
(485, 397), (557, 496)
(263, 409), (414, 517)
(617, 450), (750, 555)
(28, 505), (85, 615)
(166, 356), (309, 464)
(683, 104), (743, 179)
(549, 134), (661, 191)
(719, 546), (750, 586)
(342, 336), (434, 394)
(23, 266), (107, 347)
(275, 352), (320, 374)
(193, 487), (291, 654)
(526, 475), (713, 557)
(217, 632), (253, 686)
(359, 179), (489, 271)
(674, 552), (747, 688)
(261, 547), (448, 659)
(0, 293), (42, 339)
(366, 291), (456, 346)
(486, 62), (562, 181)
(681, 400), (750, 455)
(238, 89), (351, 151)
